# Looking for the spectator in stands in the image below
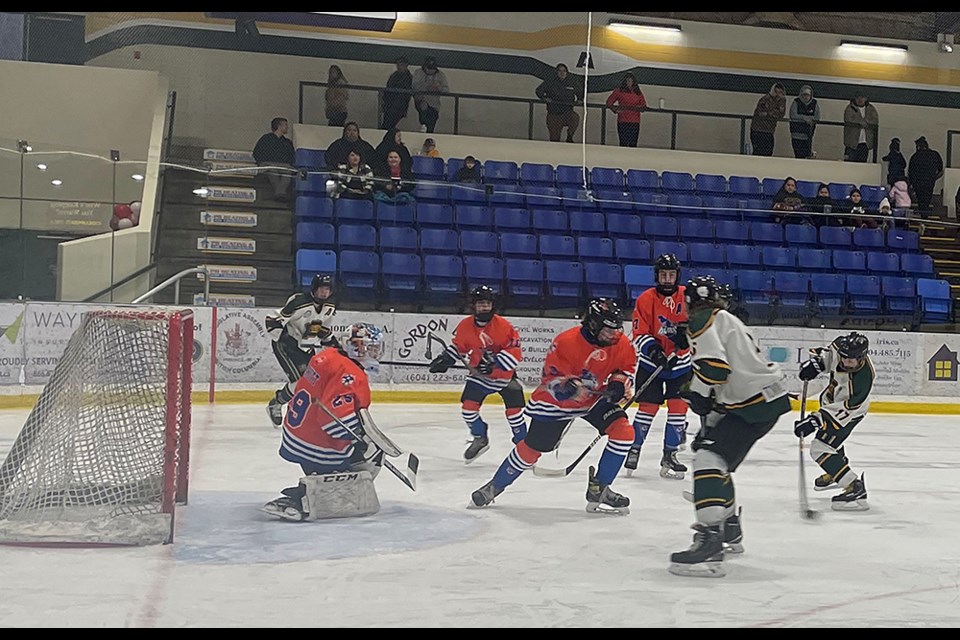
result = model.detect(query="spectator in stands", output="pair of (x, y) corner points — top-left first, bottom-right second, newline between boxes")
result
(843, 90), (879, 163)
(806, 182), (835, 227)
(324, 122), (377, 169)
(605, 72), (647, 148)
(789, 85), (820, 159)
(325, 65), (349, 128)
(882, 138), (907, 186)
(908, 136), (944, 218)
(771, 176), (807, 224)
(412, 56), (449, 133)
(373, 150), (416, 205)
(750, 82), (786, 157)
(374, 128), (413, 176)
(419, 138), (440, 158)
(381, 56), (413, 130)
(252, 117), (296, 201)
(889, 177), (912, 210)
(333, 149), (374, 200)
(454, 155), (482, 183)
(839, 188), (869, 228)
(877, 197), (894, 231)
(536, 63), (583, 143)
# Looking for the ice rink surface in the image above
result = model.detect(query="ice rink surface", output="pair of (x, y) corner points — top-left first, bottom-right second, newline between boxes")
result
(1, 402), (959, 628)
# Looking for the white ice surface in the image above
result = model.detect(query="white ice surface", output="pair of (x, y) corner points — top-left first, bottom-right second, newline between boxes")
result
(1, 403), (959, 628)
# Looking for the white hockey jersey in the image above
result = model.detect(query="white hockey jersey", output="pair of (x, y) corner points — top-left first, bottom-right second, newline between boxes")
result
(688, 308), (790, 423)
(266, 293), (336, 346)
(813, 342), (874, 429)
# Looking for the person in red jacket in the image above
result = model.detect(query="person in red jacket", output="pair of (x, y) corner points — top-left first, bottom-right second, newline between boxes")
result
(605, 72), (648, 148)
(429, 286), (527, 463)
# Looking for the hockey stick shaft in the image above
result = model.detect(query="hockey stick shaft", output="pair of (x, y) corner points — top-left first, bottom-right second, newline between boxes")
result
(314, 402), (418, 492)
(533, 356), (673, 478)
(426, 331), (481, 376)
(797, 380), (815, 517)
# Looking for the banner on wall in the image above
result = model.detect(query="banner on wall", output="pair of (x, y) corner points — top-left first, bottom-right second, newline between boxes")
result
(0, 301), (955, 400)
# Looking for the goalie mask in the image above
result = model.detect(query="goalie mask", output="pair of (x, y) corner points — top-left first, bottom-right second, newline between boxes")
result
(342, 323), (384, 373)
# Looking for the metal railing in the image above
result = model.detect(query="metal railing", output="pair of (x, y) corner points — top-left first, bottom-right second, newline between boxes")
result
(131, 266), (209, 306)
(298, 81), (878, 162)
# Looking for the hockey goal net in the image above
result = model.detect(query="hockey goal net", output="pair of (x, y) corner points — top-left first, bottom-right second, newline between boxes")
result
(0, 309), (193, 546)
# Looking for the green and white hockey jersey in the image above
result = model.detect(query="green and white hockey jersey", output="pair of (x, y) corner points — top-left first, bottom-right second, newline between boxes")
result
(265, 293), (336, 346)
(687, 308), (791, 423)
(813, 342), (875, 429)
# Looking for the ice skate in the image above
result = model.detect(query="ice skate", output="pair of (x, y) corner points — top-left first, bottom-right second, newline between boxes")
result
(723, 507), (744, 554)
(831, 474), (869, 511)
(814, 472), (838, 491)
(668, 523), (725, 577)
(659, 449), (687, 480)
(261, 490), (306, 521)
(266, 398), (283, 428)
(463, 435), (490, 464)
(624, 447), (641, 476)
(585, 466), (630, 515)
(469, 480), (503, 508)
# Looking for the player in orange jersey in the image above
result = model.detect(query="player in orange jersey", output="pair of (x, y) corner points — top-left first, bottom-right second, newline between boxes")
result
(261, 323), (386, 521)
(429, 285), (527, 463)
(626, 253), (693, 480)
(469, 298), (636, 515)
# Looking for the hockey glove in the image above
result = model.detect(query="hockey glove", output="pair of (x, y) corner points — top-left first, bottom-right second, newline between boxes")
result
(647, 342), (668, 369)
(476, 352), (495, 376)
(552, 377), (582, 402)
(794, 412), (822, 438)
(429, 352), (456, 373)
(669, 323), (690, 351)
(680, 390), (714, 417)
(603, 379), (626, 404)
(798, 356), (825, 382)
(265, 316), (284, 334)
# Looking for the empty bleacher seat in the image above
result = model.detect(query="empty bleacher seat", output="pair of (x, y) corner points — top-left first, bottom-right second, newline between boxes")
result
(833, 249), (867, 273)
(729, 176), (761, 197)
(296, 222), (335, 249)
(297, 173), (329, 196)
(738, 198), (770, 220)
(810, 273), (845, 315)
(775, 272), (811, 309)
(493, 207), (530, 232)
(414, 183), (451, 204)
(687, 242), (725, 267)
(679, 217), (715, 241)
(569, 210), (606, 236)
(455, 205), (493, 230)
(917, 278), (953, 322)
(796, 180), (820, 199)
(338, 224), (377, 251)
(901, 253), (934, 277)
(828, 183), (857, 201)
(504, 258), (543, 304)
(615, 238), (651, 265)
(881, 276), (916, 315)
(460, 230), (498, 255)
(695, 173), (728, 195)
(820, 226), (853, 248)
(633, 192), (669, 215)
(450, 182), (488, 205)
(853, 227), (885, 250)
(294, 148), (325, 170)
(750, 221), (784, 245)
(415, 203), (454, 228)
(661, 171), (695, 193)
(419, 228), (459, 254)
(783, 223), (818, 246)
(336, 198), (374, 223)
(643, 216), (678, 239)
(866, 252), (900, 275)
(531, 208), (568, 234)
(375, 202), (415, 227)
(761, 177), (782, 197)
(594, 189), (635, 212)
(606, 213), (643, 238)
(714, 220), (749, 244)
(488, 184), (525, 207)
(626, 169), (659, 193)
(561, 187), (597, 210)
(578, 236), (614, 261)
(500, 232), (538, 259)
(539, 234), (576, 259)
(887, 229), (919, 252)
(761, 246), (797, 270)
(738, 270), (775, 307)
(520, 162), (556, 187)
(652, 240), (688, 263)
(703, 195), (740, 218)
(667, 193), (704, 217)
(463, 256), (504, 291)
(846, 274), (881, 314)
(544, 261), (583, 307)
(296, 249), (337, 286)
(624, 264), (655, 298)
(859, 185), (886, 208)
(412, 155), (445, 181)
(798, 248), (831, 271)
(379, 226), (418, 253)
(524, 186), (563, 208)
(585, 262), (623, 301)
(423, 255), (463, 297)
(339, 250), (379, 300)
(726, 244), (762, 268)
(591, 167), (626, 190)
(296, 196), (334, 221)
(381, 252), (422, 302)
(483, 160), (519, 184)
(556, 164), (587, 189)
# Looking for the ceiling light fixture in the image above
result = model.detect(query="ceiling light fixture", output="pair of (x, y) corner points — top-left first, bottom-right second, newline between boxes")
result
(608, 18), (681, 33)
(839, 39), (908, 53)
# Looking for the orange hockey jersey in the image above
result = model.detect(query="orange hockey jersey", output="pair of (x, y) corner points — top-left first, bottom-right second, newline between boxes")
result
(279, 347), (371, 469)
(631, 286), (692, 379)
(526, 326), (636, 421)
(449, 314), (522, 391)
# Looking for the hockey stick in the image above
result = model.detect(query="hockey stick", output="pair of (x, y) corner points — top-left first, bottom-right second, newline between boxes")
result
(797, 380), (820, 520)
(425, 331), (481, 376)
(379, 359), (471, 372)
(532, 355), (674, 478)
(314, 402), (418, 492)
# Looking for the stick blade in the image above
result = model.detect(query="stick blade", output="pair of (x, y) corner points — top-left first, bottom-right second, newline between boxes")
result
(532, 464), (568, 478)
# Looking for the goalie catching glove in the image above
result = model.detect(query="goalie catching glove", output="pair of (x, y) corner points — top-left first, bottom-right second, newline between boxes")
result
(794, 412), (822, 438)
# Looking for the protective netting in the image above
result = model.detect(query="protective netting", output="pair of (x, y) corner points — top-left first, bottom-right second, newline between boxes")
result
(0, 309), (193, 546)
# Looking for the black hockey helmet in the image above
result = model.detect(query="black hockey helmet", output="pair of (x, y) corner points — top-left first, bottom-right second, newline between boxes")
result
(311, 273), (334, 300)
(684, 275), (726, 311)
(582, 297), (624, 345)
(654, 253), (682, 295)
(833, 332), (869, 362)
(469, 284), (496, 323)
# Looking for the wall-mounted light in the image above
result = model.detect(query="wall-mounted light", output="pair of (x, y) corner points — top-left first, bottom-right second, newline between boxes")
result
(192, 187), (210, 198)
(131, 174), (145, 182)
(839, 39), (908, 53)
(51, 179), (63, 187)
(110, 149), (121, 162)
(36, 163), (47, 171)
(608, 18), (682, 34)
(938, 33), (954, 53)
(16, 139), (32, 153)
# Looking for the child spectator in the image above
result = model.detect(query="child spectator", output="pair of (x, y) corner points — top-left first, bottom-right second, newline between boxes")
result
(419, 138), (440, 158)
(333, 150), (374, 200)
(839, 188), (869, 228)
(605, 72), (647, 148)
(771, 176), (806, 224)
(454, 156), (482, 183)
(881, 138), (907, 186)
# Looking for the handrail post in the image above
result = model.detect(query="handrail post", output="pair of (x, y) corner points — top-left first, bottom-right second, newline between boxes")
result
(203, 266), (210, 305)
(740, 118), (747, 155)
(298, 82), (304, 125)
(600, 107), (607, 146)
(528, 102), (535, 140)
(174, 279), (181, 305)
(454, 96), (460, 135)
(671, 113), (678, 150)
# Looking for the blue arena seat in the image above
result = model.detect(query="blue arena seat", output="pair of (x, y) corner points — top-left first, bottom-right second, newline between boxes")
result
(661, 171), (695, 193)
(523, 186), (563, 208)
(761, 246), (797, 270)
(591, 167), (626, 190)
(901, 253), (934, 277)
(338, 250), (379, 300)
(423, 255), (463, 297)
(412, 155), (445, 181)
(606, 213), (643, 238)
(455, 205), (493, 230)
(504, 258), (543, 304)
(846, 274), (881, 314)
(729, 176), (761, 197)
(415, 203), (454, 228)
(714, 220), (749, 244)
(578, 236), (614, 261)
(832, 250), (867, 273)
(463, 256), (504, 291)
(568, 210), (606, 236)
(493, 207), (530, 232)
(887, 229), (919, 252)
(378, 225), (418, 253)
(419, 228), (459, 254)
(520, 162), (555, 187)
(775, 272), (811, 308)
(295, 196), (334, 221)
(784, 223), (818, 246)
(761, 177), (782, 197)
(866, 251), (900, 275)
(853, 227), (885, 250)
(585, 262), (623, 301)
(593, 189), (635, 212)
(881, 276), (916, 315)
(459, 230), (499, 255)
(633, 192), (669, 215)
(828, 183), (857, 201)
(544, 261), (584, 307)
(296, 249), (336, 286)
(642, 216), (678, 239)
(726, 244), (761, 268)
(375, 202), (415, 227)
(295, 148), (325, 170)
(750, 221), (784, 245)
(667, 193), (704, 217)
(414, 182), (450, 204)
(446, 157), (466, 182)
(531, 208), (568, 234)
(335, 198), (374, 223)
(381, 252), (422, 302)
(561, 187), (597, 210)
(859, 185), (886, 208)
(626, 169), (659, 193)
(695, 173), (728, 195)
(483, 160), (519, 184)
(500, 232), (538, 259)
(703, 195), (740, 218)
(296, 172), (330, 196)
(737, 270), (775, 307)
(337, 224), (376, 251)
(810, 273), (845, 315)
(652, 240), (688, 263)
(539, 234), (576, 259)
(296, 222), (336, 249)
(687, 242), (725, 267)
(488, 184), (525, 207)
(624, 265), (655, 299)
(678, 217), (715, 241)
(615, 238), (651, 265)
(796, 180), (820, 199)
(916, 278), (953, 322)
(820, 225), (853, 248)
(556, 164), (588, 189)
(450, 182), (488, 206)
(798, 248), (832, 271)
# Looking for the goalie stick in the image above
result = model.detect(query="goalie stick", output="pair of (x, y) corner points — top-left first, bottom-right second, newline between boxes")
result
(314, 402), (419, 492)
(531, 355), (675, 478)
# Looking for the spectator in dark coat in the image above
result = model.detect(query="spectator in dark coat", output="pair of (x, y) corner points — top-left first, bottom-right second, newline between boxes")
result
(381, 57), (413, 131)
(771, 176), (808, 224)
(252, 117), (296, 201)
(908, 136), (944, 217)
(750, 82), (786, 157)
(882, 138), (907, 186)
(454, 156), (482, 183)
(374, 128), (413, 176)
(806, 182), (835, 227)
(535, 63), (583, 143)
(324, 122), (377, 170)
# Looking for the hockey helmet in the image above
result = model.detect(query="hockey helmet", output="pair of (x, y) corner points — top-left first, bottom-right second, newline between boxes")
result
(469, 285), (496, 323)
(311, 273), (334, 300)
(654, 253), (682, 295)
(684, 275), (726, 311)
(341, 323), (384, 373)
(833, 332), (869, 368)
(582, 298), (624, 345)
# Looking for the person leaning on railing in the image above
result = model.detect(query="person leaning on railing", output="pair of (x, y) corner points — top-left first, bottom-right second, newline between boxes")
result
(749, 82), (786, 157)
(535, 63), (583, 143)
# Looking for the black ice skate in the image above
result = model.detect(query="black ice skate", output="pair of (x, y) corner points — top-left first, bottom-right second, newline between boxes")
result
(659, 449), (687, 480)
(814, 472), (838, 491)
(723, 507), (744, 554)
(469, 480), (503, 508)
(463, 435), (490, 464)
(585, 466), (630, 515)
(668, 523), (725, 578)
(266, 398), (283, 428)
(624, 447), (641, 475)
(831, 474), (869, 511)
(261, 486), (307, 521)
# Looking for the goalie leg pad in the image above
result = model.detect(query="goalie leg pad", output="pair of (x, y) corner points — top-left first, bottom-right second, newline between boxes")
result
(301, 471), (380, 520)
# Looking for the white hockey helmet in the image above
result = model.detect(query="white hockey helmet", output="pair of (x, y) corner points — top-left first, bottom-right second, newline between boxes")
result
(341, 323), (384, 373)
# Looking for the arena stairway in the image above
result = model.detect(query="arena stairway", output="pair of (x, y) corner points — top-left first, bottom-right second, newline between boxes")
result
(153, 143), (296, 308)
